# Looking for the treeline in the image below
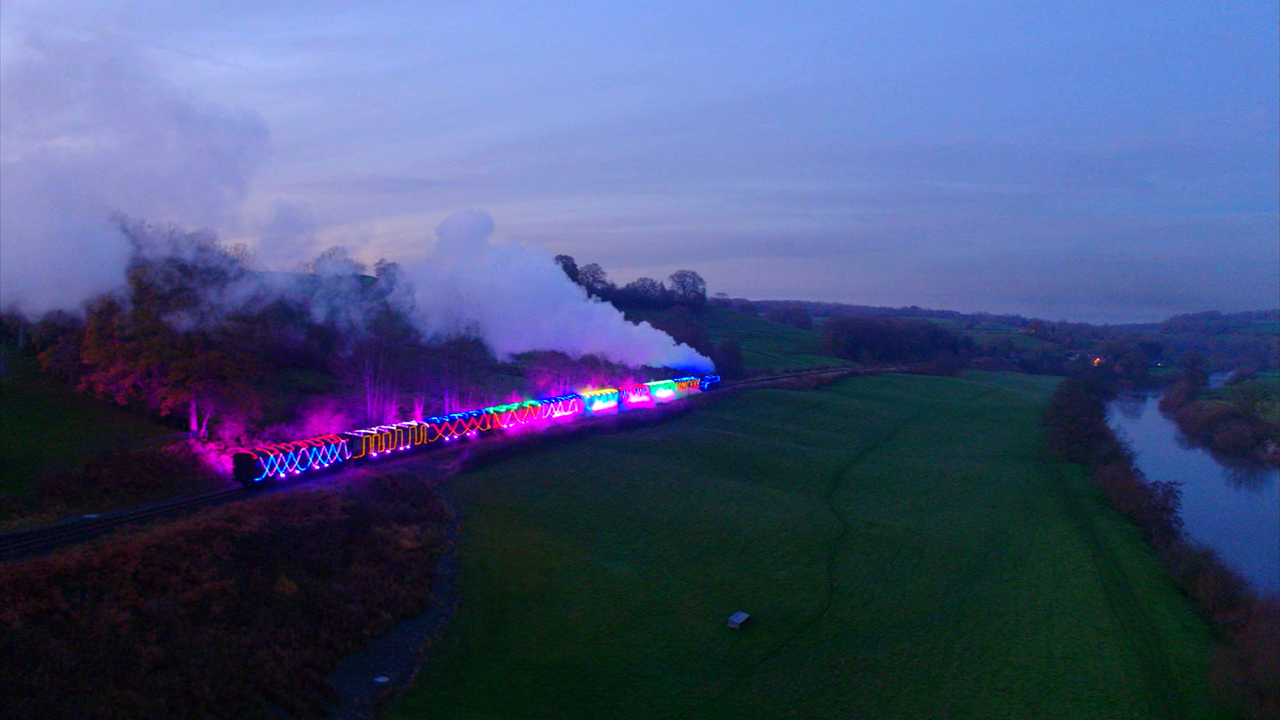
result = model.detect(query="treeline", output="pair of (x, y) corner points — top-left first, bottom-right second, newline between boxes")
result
(1044, 371), (1278, 719)
(1159, 363), (1279, 466)
(0, 221), (666, 451)
(717, 297), (1278, 378)
(0, 469), (453, 720)
(822, 316), (969, 368)
(552, 255), (708, 310)
(1155, 311), (1279, 374)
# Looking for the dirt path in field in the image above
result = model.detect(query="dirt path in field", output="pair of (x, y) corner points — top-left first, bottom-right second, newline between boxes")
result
(322, 396), (707, 719)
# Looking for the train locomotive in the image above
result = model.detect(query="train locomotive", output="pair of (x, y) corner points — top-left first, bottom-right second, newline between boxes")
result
(232, 374), (720, 486)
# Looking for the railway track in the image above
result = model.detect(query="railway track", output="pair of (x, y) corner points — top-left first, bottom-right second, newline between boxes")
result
(0, 363), (914, 562)
(0, 487), (248, 560)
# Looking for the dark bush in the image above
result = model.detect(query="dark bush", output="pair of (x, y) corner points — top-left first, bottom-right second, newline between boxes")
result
(824, 316), (968, 365)
(0, 470), (452, 720)
(34, 443), (222, 509)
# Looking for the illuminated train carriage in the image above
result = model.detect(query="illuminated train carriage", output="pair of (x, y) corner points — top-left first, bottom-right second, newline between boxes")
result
(580, 388), (621, 414)
(232, 375), (720, 486)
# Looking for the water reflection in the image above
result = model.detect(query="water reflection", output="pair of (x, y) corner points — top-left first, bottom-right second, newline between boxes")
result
(1222, 458), (1274, 492)
(1112, 393), (1147, 421)
(1107, 389), (1279, 594)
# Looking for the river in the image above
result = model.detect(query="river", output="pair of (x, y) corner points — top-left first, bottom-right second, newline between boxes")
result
(1108, 389), (1279, 595)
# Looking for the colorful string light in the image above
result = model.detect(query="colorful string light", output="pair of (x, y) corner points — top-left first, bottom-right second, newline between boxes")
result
(232, 374), (718, 485)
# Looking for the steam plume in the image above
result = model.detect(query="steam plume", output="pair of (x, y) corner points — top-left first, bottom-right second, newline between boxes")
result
(0, 28), (267, 313)
(408, 210), (714, 372)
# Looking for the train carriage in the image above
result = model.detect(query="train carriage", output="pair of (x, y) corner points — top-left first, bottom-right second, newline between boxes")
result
(232, 374), (719, 486)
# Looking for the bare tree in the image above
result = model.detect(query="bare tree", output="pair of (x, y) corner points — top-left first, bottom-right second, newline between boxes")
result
(667, 270), (706, 304)
(623, 277), (665, 302)
(577, 263), (609, 294)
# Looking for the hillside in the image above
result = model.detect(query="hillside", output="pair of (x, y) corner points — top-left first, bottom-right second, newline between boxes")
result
(0, 357), (179, 497)
(629, 305), (847, 374)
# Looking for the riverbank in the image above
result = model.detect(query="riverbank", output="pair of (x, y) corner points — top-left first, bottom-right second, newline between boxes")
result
(1110, 389), (1278, 595)
(1158, 373), (1280, 468)
(1047, 372), (1278, 719)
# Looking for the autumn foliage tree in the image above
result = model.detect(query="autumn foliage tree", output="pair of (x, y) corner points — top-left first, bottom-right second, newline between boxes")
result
(76, 218), (263, 439)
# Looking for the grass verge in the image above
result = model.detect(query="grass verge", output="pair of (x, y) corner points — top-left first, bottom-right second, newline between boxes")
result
(631, 305), (845, 374)
(1, 357), (178, 496)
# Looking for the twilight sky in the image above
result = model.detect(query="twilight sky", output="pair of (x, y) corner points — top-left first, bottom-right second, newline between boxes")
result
(2, 0), (1277, 323)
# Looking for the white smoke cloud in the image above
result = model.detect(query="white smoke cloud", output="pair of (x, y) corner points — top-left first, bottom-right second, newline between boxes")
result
(0, 25), (711, 373)
(409, 210), (714, 372)
(0, 27), (267, 313)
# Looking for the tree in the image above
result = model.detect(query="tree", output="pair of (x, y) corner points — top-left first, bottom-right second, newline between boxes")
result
(646, 306), (713, 356)
(1223, 381), (1275, 422)
(577, 263), (609, 294)
(32, 310), (85, 381)
(75, 220), (266, 439)
(824, 316), (966, 365)
(1178, 352), (1210, 389)
(622, 277), (666, 303)
(0, 308), (31, 351)
(78, 294), (262, 439)
(553, 255), (579, 285)
(410, 334), (493, 418)
(667, 270), (706, 305)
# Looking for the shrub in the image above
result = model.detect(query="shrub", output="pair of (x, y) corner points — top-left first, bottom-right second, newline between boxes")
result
(34, 443), (223, 509)
(0, 470), (452, 719)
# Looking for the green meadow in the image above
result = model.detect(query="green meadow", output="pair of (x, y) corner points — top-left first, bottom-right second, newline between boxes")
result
(389, 371), (1228, 719)
(0, 357), (177, 496)
(634, 305), (846, 373)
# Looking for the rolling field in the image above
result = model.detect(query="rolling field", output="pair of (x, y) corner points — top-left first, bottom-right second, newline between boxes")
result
(697, 306), (844, 373)
(388, 372), (1228, 719)
(632, 305), (845, 374)
(0, 357), (177, 496)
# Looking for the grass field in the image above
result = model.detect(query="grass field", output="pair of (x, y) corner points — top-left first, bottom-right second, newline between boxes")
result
(1204, 371), (1280, 425)
(387, 372), (1228, 719)
(634, 305), (846, 374)
(933, 317), (1054, 353)
(0, 357), (178, 496)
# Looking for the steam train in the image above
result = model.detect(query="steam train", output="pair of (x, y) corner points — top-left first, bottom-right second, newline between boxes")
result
(232, 375), (721, 486)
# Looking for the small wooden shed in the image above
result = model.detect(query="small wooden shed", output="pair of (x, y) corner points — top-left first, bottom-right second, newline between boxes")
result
(727, 611), (750, 629)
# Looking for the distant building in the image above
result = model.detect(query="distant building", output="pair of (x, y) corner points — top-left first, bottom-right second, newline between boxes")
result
(727, 611), (750, 629)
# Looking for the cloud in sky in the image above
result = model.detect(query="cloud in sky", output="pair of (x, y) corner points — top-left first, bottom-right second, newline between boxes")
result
(2, 0), (1276, 323)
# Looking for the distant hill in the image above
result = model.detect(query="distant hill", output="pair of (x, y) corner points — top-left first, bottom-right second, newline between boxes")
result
(626, 305), (847, 375)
